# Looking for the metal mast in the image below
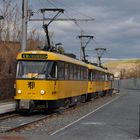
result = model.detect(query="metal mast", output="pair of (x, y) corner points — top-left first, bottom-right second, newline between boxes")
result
(95, 48), (106, 66)
(21, 0), (28, 52)
(78, 33), (94, 62)
(40, 8), (64, 51)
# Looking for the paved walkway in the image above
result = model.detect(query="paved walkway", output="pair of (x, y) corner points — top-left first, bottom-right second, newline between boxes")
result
(51, 89), (139, 140)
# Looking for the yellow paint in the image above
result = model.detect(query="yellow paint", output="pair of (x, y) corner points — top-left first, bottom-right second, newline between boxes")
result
(57, 81), (88, 98)
(88, 81), (96, 93)
(104, 81), (111, 90)
(15, 80), (58, 100)
(15, 80), (88, 100)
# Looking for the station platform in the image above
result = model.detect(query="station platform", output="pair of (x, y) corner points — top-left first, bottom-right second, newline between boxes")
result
(0, 100), (16, 114)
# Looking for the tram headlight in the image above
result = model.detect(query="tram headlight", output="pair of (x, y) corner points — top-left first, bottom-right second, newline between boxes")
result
(40, 90), (46, 95)
(17, 90), (22, 94)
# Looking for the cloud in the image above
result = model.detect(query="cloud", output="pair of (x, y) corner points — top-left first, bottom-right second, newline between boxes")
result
(21, 0), (140, 59)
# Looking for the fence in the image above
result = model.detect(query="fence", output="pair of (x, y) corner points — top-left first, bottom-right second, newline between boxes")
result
(113, 78), (140, 90)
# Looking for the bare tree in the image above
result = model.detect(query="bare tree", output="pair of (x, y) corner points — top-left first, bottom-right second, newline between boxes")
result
(28, 29), (43, 50)
(0, 0), (21, 42)
(120, 68), (126, 79)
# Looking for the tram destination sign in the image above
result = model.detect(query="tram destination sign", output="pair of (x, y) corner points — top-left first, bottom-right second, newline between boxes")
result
(22, 54), (48, 59)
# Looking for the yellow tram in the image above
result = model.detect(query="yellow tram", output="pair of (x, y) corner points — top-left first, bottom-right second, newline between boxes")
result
(14, 50), (114, 112)
(15, 51), (88, 112)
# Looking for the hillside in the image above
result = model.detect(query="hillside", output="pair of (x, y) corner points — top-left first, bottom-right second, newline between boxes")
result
(104, 59), (140, 78)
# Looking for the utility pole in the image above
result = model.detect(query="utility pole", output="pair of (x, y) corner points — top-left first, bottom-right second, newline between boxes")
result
(95, 48), (106, 66)
(79, 30), (84, 60)
(78, 33), (94, 62)
(21, 0), (28, 52)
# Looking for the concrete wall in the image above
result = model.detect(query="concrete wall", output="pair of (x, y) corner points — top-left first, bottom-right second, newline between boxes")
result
(113, 79), (140, 90)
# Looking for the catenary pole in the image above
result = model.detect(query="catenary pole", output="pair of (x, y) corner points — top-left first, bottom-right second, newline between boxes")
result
(21, 0), (28, 52)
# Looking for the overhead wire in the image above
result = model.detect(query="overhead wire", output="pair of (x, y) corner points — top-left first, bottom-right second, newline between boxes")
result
(37, 0), (86, 32)
(62, 12), (85, 31)
(46, 0), (94, 55)
(31, 0), (95, 58)
(49, 0), (94, 20)
(39, 1), (93, 22)
(46, 0), (58, 8)
(38, 0), (51, 8)
(32, 0), (110, 62)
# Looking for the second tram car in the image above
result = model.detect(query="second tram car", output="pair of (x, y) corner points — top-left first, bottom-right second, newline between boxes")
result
(87, 64), (114, 99)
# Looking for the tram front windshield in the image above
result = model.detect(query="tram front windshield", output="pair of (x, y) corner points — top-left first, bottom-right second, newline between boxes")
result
(16, 61), (56, 79)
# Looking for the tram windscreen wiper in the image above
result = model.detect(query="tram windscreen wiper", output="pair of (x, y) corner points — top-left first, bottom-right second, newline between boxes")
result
(31, 73), (39, 79)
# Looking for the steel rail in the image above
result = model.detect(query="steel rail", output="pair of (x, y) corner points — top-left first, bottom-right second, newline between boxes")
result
(0, 114), (19, 121)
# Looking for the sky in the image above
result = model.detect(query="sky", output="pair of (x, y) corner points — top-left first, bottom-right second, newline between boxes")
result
(12, 0), (140, 61)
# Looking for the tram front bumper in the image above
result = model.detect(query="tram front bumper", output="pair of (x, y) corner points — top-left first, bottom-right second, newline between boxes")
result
(19, 100), (31, 109)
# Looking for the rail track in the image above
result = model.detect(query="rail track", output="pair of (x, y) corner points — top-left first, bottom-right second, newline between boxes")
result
(0, 101), (96, 133)
(0, 111), (58, 133)
(0, 102), (92, 133)
(0, 92), (119, 133)
(0, 113), (18, 121)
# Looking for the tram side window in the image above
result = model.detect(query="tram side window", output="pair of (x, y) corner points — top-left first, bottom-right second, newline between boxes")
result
(99, 72), (104, 81)
(107, 74), (110, 81)
(88, 70), (92, 81)
(77, 66), (81, 80)
(98, 71), (102, 81)
(65, 63), (69, 80)
(83, 68), (87, 80)
(80, 67), (84, 80)
(69, 64), (74, 80)
(94, 71), (97, 81)
(110, 75), (114, 81)
(92, 71), (96, 81)
(58, 62), (65, 80)
(105, 74), (108, 81)
(100, 72), (103, 81)
(74, 65), (78, 80)
(108, 74), (114, 81)
(97, 72), (101, 81)
(95, 71), (99, 81)
(101, 73), (105, 81)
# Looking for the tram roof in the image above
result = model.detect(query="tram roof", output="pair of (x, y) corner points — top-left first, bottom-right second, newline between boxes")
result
(87, 63), (113, 74)
(17, 50), (87, 67)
